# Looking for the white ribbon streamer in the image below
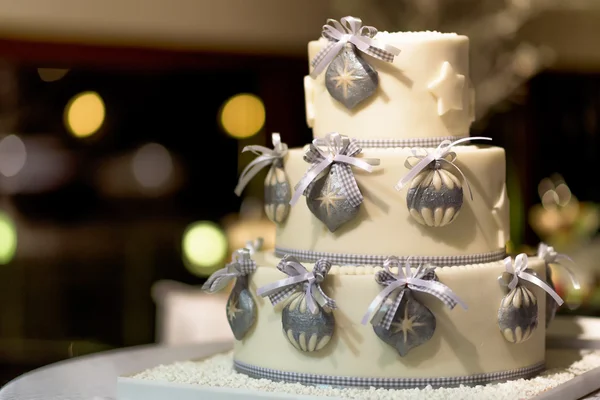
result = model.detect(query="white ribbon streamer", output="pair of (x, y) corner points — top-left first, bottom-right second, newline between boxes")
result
(503, 254), (564, 305)
(361, 257), (467, 329)
(310, 16), (401, 78)
(537, 242), (580, 291)
(290, 132), (378, 206)
(234, 133), (288, 196)
(394, 137), (492, 200)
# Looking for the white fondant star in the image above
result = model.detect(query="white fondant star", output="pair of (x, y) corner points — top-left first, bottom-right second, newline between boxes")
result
(316, 178), (345, 216)
(391, 304), (426, 343)
(331, 58), (361, 99)
(227, 297), (243, 320)
(428, 61), (465, 116)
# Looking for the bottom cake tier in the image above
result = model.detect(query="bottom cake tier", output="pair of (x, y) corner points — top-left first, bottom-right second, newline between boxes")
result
(232, 252), (547, 387)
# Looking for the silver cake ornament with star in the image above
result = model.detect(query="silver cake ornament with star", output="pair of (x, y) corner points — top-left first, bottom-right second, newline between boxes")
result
(306, 167), (360, 232)
(227, 275), (257, 340)
(309, 16), (400, 110)
(373, 290), (436, 357)
(325, 43), (378, 109)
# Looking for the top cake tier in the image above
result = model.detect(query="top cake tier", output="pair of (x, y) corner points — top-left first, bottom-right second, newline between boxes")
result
(305, 32), (472, 141)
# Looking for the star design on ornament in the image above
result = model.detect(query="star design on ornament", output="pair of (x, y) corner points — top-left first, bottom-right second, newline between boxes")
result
(227, 297), (243, 321)
(391, 304), (426, 344)
(330, 57), (362, 99)
(316, 178), (345, 216)
(427, 61), (465, 116)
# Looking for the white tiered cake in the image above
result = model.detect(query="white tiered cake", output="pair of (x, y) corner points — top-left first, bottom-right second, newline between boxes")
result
(214, 16), (565, 389)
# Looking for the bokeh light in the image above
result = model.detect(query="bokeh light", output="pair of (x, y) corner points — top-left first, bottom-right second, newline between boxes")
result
(38, 68), (69, 82)
(64, 91), (106, 138)
(132, 143), (173, 189)
(220, 93), (265, 139)
(182, 221), (228, 275)
(0, 212), (17, 264)
(0, 135), (27, 177)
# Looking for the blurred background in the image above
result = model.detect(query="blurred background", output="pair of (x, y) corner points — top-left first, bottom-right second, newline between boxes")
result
(0, 0), (599, 384)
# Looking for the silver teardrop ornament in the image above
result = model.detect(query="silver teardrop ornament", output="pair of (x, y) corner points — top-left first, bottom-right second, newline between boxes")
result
(264, 159), (291, 224)
(498, 285), (538, 343)
(281, 292), (334, 352)
(407, 163), (463, 227)
(373, 290), (436, 357)
(545, 265), (559, 327)
(226, 276), (257, 340)
(325, 44), (379, 110)
(306, 167), (360, 232)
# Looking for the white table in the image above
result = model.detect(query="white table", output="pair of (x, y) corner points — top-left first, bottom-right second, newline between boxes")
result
(0, 341), (232, 400)
(2, 316), (600, 400)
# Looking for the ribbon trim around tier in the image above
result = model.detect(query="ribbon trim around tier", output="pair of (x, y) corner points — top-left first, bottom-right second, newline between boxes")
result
(274, 247), (507, 267)
(233, 359), (545, 389)
(314, 135), (470, 149)
(362, 257), (467, 330)
(234, 133), (288, 196)
(290, 132), (379, 206)
(310, 16), (401, 78)
(201, 248), (256, 293)
(256, 255), (336, 313)
(503, 254), (564, 305)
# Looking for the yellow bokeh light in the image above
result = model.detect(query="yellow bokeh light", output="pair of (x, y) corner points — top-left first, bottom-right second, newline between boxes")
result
(182, 221), (228, 275)
(64, 91), (106, 138)
(0, 212), (17, 265)
(220, 93), (265, 139)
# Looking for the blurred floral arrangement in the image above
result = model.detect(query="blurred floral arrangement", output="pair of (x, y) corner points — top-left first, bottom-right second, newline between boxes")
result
(528, 174), (600, 311)
(332, 0), (557, 120)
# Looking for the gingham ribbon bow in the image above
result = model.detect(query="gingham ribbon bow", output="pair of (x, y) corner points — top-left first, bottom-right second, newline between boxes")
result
(256, 255), (336, 314)
(201, 248), (257, 293)
(310, 16), (401, 78)
(395, 137), (492, 200)
(537, 243), (580, 292)
(362, 257), (467, 330)
(503, 254), (564, 305)
(234, 133), (288, 196)
(290, 132), (378, 206)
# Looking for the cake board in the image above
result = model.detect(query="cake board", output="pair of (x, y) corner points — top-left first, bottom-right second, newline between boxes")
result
(116, 317), (600, 400)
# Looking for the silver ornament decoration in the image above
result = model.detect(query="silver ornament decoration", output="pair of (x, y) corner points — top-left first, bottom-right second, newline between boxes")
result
(325, 43), (379, 110)
(282, 292), (335, 352)
(406, 159), (463, 227)
(498, 285), (538, 344)
(373, 290), (436, 357)
(264, 159), (291, 224)
(306, 167), (360, 232)
(226, 276), (257, 341)
(545, 265), (559, 327)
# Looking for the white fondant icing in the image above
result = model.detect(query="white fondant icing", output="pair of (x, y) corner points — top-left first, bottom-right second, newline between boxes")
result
(307, 33), (471, 140)
(428, 61), (466, 116)
(234, 254), (546, 378)
(276, 146), (509, 257)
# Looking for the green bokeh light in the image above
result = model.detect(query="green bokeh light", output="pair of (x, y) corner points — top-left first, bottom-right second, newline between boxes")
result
(0, 212), (16, 264)
(182, 221), (228, 275)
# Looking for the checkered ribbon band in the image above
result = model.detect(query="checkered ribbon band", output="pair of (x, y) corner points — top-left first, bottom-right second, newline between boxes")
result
(310, 16), (401, 78)
(256, 255), (336, 313)
(201, 248), (256, 293)
(290, 132), (378, 206)
(274, 246), (507, 266)
(315, 135), (470, 149)
(364, 257), (467, 330)
(233, 359), (545, 389)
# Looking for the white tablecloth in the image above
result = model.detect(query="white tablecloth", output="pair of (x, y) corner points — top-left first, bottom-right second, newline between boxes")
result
(0, 341), (232, 400)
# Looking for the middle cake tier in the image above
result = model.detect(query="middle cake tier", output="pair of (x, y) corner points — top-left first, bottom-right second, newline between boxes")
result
(276, 145), (509, 260)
